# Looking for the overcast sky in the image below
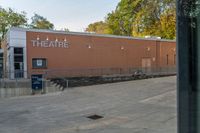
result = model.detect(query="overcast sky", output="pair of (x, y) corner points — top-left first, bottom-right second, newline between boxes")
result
(0, 0), (120, 31)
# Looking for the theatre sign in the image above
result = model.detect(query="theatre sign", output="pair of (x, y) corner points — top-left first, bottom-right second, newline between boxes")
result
(31, 40), (69, 48)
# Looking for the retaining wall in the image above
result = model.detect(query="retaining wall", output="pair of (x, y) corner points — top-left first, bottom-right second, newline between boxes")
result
(0, 79), (61, 98)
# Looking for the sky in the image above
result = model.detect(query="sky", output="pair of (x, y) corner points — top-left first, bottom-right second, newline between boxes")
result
(0, 0), (120, 31)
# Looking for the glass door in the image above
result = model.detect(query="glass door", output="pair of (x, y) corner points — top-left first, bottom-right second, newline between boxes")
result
(14, 48), (24, 78)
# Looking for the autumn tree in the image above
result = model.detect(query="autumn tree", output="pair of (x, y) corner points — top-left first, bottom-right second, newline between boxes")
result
(160, 1), (176, 39)
(30, 13), (54, 29)
(132, 0), (176, 39)
(106, 0), (146, 36)
(86, 0), (176, 39)
(86, 21), (109, 34)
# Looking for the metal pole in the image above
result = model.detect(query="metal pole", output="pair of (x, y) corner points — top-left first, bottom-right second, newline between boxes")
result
(177, 0), (200, 132)
(66, 79), (69, 89)
(42, 75), (44, 94)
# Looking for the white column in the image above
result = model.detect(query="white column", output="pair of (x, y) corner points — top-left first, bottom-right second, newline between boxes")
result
(9, 47), (15, 79)
(23, 47), (27, 78)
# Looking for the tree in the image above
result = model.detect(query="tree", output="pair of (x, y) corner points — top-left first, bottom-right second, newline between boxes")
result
(87, 0), (176, 39)
(106, 0), (148, 36)
(160, 7), (176, 39)
(0, 7), (27, 44)
(60, 28), (70, 32)
(132, 0), (176, 39)
(86, 21), (109, 34)
(30, 13), (54, 29)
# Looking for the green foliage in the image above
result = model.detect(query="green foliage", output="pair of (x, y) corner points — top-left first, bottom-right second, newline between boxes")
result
(106, 0), (146, 36)
(160, 8), (176, 39)
(86, 0), (176, 39)
(30, 13), (54, 30)
(0, 7), (27, 42)
(86, 21), (109, 34)
(0, 7), (55, 47)
(132, 0), (176, 39)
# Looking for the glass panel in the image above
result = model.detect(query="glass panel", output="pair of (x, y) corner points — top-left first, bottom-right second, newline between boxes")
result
(14, 56), (23, 62)
(14, 63), (21, 70)
(14, 48), (23, 54)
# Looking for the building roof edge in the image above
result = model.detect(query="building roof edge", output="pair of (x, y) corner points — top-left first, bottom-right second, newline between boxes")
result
(10, 27), (176, 42)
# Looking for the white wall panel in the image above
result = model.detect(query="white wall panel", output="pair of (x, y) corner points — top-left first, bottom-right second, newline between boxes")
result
(7, 28), (27, 79)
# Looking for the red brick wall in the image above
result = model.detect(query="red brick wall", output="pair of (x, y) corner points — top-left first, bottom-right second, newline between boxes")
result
(26, 31), (176, 76)
(159, 41), (176, 67)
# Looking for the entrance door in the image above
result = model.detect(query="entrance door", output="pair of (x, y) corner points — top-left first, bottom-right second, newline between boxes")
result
(142, 58), (151, 74)
(14, 48), (24, 78)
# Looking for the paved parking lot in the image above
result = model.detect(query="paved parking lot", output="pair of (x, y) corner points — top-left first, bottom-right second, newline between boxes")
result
(0, 76), (177, 133)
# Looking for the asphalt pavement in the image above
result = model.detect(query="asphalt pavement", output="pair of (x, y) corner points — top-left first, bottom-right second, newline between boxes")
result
(0, 76), (177, 133)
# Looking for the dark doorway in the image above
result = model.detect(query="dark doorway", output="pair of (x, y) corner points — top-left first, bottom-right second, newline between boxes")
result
(14, 48), (24, 78)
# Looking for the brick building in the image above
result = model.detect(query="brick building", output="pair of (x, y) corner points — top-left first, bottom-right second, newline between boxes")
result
(1, 27), (176, 79)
